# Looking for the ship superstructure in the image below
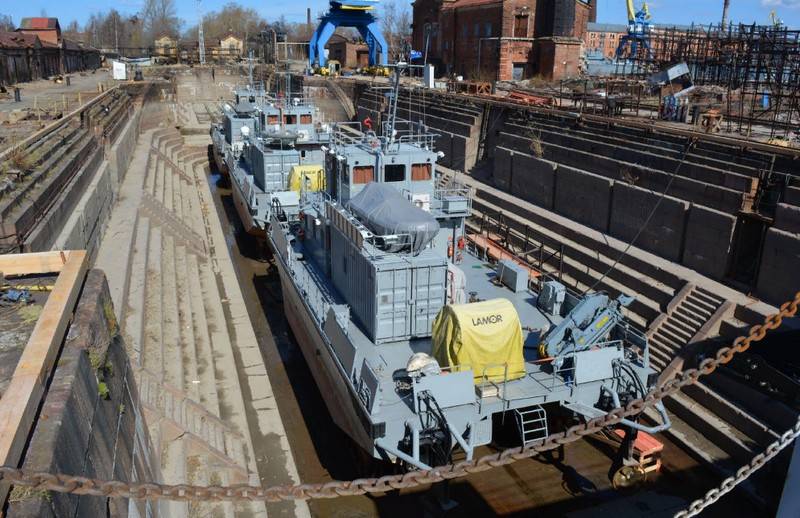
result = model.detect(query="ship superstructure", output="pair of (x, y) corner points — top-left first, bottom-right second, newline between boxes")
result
(267, 68), (669, 471)
(211, 81), (271, 175)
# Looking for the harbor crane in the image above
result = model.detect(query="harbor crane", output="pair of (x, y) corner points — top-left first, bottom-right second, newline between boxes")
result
(309, 0), (389, 68)
(615, 0), (653, 59)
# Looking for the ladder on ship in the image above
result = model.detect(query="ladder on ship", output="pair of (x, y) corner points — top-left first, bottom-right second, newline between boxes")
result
(514, 405), (548, 446)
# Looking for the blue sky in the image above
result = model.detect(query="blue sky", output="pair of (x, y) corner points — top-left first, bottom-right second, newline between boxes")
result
(2, 0), (799, 29)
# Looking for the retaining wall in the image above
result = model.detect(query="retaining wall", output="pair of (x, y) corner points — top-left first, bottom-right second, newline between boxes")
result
(8, 270), (158, 518)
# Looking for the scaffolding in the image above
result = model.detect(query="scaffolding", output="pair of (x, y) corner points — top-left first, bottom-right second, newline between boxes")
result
(616, 23), (800, 139)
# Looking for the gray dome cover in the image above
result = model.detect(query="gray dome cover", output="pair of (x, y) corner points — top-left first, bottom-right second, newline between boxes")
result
(348, 182), (440, 255)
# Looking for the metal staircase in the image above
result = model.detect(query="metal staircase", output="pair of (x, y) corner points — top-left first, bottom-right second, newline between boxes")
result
(515, 406), (548, 446)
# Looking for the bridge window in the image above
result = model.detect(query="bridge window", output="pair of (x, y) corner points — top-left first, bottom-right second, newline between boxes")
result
(267, 114), (279, 125)
(352, 165), (374, 184)
(385, 164), (405, 182)
(300, 114), (312, 124)
(411, 163), (432, 181)
(284, 114), (297, 125)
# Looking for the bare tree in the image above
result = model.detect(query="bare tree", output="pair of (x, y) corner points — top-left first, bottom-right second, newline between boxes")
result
(183, 2), (264, 46)
(0, 14), (14, 32)
(380, 0), (411, 61)
(142, 0), (181, 40)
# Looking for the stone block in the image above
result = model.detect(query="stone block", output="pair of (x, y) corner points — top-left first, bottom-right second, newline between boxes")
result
(757, 228), (800, 305)
(610, 182), (689, 262)
(493, 146), (512, 191)
(775, 203), (800, 234)
(682, 204), (736, 280)
(554, 165), (613, 232)
(511, 153), (556, 210)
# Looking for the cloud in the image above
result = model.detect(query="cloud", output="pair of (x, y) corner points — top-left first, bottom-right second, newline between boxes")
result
(761, 0), (800, 8)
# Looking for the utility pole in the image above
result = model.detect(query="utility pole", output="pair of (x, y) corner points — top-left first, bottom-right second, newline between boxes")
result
(197, 0), (206, 65)
(722, 0), (730, 28)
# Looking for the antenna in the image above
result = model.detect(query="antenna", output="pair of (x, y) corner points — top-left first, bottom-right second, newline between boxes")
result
(197, 0), (206, 65)
(248, 49), (254, 86)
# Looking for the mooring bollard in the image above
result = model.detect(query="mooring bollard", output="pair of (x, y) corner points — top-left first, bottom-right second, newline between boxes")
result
(66, 76), (71, 86)
(13, 88), (20, 102)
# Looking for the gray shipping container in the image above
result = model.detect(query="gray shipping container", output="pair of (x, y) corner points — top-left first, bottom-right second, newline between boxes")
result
(329, 225), (447, 344)
(248, 146), (300, 192)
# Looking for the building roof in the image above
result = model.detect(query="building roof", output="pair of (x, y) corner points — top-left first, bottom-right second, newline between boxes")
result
(0, 31), (41, 48)
(19, 17), (60, 31)
(587, 22), (628, 33)
(442, 0), (502, 10)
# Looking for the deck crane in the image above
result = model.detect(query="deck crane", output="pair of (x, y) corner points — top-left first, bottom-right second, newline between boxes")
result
(615, 0), (653, 59)
(309, 0), (389, 68)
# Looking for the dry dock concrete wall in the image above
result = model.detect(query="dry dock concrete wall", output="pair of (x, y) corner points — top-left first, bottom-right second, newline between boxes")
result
(9, 270), (158, 518)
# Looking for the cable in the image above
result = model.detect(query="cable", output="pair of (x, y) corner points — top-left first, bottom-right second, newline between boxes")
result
(584, 137), (697, 295)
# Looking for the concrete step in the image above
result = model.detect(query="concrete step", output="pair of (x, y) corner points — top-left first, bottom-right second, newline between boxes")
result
(140, 191), (207, 255)
(198, 258), (252, 467)
(161, 233), (184, 389)
(653, 325), (690, 350)
(122, 215), (150, 367)
(470, 195), (675, 308)
(663, 315), (699, 337)
(143, 225), (165, 379)
(681, 299), (714, 320)
(663, 391), (756, 464)
(174, 244), (201, 401)
(161, 427), (189, 517)
(682, 381), (779, 446)
(186, 253), (222, 418)
(144, 154), (157, 199)
(164, 159), (175, 213)
(154, 156), (165, 205)
(685, 294), (719, 314)
(673, 306), (708, 328)
(693, 286), (726, 307)
(469, 201), (662, 326)
(660, 320), (694, 342)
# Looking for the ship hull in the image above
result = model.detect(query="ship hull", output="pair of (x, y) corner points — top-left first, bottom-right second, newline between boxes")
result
(272, 247), (376, 454)
(230, 171), (266, 238)
(211, 144), (229, 176)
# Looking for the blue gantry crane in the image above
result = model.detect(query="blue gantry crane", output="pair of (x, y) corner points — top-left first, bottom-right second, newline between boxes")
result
(615, 0), (653, 59)
(309, 0), (389, 68)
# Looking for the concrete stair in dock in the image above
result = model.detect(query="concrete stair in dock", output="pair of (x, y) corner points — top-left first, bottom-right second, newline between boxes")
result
(98, 128), (267, 518)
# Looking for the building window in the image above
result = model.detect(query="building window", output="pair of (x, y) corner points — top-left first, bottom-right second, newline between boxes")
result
(384, 164), (405, 182)
(463, 25), (468, 38)
(474, 23), (480, 37)
(352, 165), (374, 184)
(513, 15), (528, 38)
(411, 163), (432, 181)
(485, 23), (492, 37)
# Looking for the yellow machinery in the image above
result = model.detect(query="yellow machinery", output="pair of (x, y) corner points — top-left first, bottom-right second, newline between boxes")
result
(432, 298), (526, 383)
(288, 165), (326, 192)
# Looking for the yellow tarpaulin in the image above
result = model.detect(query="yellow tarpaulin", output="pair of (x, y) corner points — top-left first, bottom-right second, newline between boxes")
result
(288, 165), (325, 192)
(432, 298), (526, 383)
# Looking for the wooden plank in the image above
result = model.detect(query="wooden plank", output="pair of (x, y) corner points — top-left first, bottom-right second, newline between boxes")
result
(0, 250), (88, 506)
(0, 251), (70, 277)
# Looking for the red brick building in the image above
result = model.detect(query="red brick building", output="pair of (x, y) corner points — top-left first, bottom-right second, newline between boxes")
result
(16, 17), (61, 46)
(412, 0), (593, 81)
(326, 34), (370, 69)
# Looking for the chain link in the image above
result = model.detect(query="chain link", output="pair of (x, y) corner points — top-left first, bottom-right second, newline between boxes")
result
(675, 414), (800, 518)
(0, 291), (797, 503)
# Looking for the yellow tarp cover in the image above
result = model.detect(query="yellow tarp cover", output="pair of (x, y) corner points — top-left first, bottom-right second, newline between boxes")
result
(288, 165), (325, 192)
(432, 298), (525, 383)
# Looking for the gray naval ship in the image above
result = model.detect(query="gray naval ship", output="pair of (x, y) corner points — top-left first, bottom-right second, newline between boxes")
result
(267, 69), (671, 473)
(226, 84), (332, 236)
(211, 81), (270, 176)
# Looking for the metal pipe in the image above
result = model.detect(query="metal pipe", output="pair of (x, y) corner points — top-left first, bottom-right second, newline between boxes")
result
(376, 438), (432, 471)
(447, 423), (473, 460)
(601, 385), (671, 433)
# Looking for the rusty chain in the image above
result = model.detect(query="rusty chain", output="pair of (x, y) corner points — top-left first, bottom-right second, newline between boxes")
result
(0, 291), (797, 503)
(674, 413), (800, 518)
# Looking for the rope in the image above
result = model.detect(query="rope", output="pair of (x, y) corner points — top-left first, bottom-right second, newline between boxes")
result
(585, 137), (697, 294)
